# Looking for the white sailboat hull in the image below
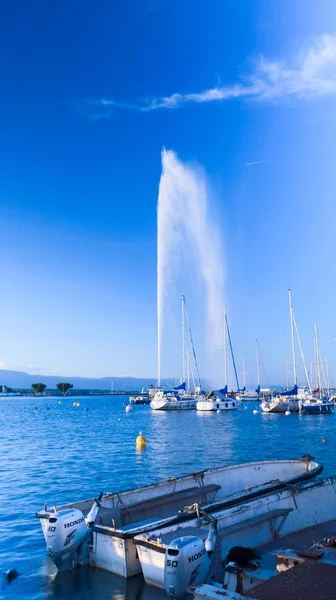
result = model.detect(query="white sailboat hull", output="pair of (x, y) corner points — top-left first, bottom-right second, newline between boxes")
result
(196, 400), (238, 411)
(260, 397), (299, 413)
(150, 398), (197, 410)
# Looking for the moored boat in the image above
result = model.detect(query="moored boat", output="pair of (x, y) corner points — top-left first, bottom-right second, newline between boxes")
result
(129, 395), (150, 405)
(197, 387), (239, 411)
(260, 386), (300, 413)
(187, 475), (336, 600)
(300, 397), (334, 414)
(133, 459), (324, 590)
(153, 295), (203, 410)
(151, 387), (198, 410)
(36, 458), (322, 579)
(236, 389), (259, 401)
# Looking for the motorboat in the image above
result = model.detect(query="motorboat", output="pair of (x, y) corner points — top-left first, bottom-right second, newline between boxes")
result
(187, 475), (336, 600)
(36, 458), (321, 579)
(129, 395), (150, 405)
(133, 460), (324, 592)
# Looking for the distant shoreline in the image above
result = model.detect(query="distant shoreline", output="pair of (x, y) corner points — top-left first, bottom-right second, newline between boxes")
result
(0, 390), (136, 397)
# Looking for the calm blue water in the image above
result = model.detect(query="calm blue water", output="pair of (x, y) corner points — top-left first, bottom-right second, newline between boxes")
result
(1, 395), (336, 599)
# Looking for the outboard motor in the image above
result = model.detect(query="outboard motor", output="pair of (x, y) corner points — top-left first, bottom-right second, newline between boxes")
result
(85, 496), (102, 526)
(45, 508), (89, 569)
(164, 534), (212, 598)
(40, 494), (103, 570)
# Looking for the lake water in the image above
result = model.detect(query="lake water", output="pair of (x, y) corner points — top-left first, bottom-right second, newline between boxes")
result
(1, 395), (336, 599)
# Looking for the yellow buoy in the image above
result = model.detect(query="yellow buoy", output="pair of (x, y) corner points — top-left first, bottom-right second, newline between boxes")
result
(58, 401), (62, 405)
(136, 432), (147, 449)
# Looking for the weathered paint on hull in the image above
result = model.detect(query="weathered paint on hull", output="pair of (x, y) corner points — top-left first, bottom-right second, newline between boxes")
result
(37, 459), (322, 578)
(136, 477), (336, 589)
(90, 534), (141, 578)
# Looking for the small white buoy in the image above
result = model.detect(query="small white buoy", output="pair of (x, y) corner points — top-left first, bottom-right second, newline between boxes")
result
(285, 410), (291, 416)
(253, 409), (259, 414)
(216, 409), (220, 413)
(126, 404), (132, 413)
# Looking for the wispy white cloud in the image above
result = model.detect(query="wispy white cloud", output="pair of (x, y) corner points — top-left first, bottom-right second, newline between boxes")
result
(76, 34), (336, 118)
(245, 159), (269, 167)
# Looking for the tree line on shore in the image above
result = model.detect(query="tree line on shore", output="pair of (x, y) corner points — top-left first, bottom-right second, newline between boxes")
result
(31, 382), (73, 395)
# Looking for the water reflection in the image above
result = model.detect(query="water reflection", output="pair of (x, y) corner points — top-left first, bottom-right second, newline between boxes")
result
(43, 567), (166, 600)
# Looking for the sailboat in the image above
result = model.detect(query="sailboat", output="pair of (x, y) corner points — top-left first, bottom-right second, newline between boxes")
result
(236, 344), (267, 400)
(261, 290), (307, 414)
(197, 306), (239, 411)
(300, 323), (334, 414)
(151, 295), (202, 410)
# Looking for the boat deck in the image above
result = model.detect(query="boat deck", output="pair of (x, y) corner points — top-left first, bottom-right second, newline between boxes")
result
(188, 518), (336, 587)
(212, 519), (336, 599)
(248, 561), (336, 600)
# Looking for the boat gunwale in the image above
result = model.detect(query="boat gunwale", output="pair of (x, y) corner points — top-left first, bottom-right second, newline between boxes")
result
(36, 457), (320, 521)
(88, 460), (323, 540)
(133, 474), (332, 552)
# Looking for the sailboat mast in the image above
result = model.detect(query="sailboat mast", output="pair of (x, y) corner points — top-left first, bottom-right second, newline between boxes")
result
(183, 296), (201, 390)
(256, 338), (260, 387)
(288, 289), (297, 386)
(187, 349), (190, 392)
(314, 323), (319, 393)
(181, 294), (185, 383)
(225, 313), (240, 391)
(318, 348), (328, 392)
(292, 311), (311, 394)
(242, 354), (247, 389)
(326, 357), (330, 397)
(285, 354), (289, 389)
(223, 305), (227, 387)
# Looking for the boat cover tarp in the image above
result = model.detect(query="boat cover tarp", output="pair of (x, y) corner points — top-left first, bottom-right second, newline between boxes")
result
(173, 382), (186, 391)
(282, 384), (298, 396)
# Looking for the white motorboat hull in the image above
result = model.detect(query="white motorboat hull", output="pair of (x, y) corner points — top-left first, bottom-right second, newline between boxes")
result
(135, 476), (335, 590)
(196, 400), (238, 411)
(37, 458), (321, 578)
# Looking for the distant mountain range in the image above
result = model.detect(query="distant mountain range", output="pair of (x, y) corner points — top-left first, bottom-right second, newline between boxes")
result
(0, 369), (173, 390)
(0, 368), (277, 392)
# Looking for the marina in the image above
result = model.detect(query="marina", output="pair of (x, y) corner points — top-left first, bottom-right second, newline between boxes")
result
(2, 5), (335, 600)
(2, 394), (336, 600)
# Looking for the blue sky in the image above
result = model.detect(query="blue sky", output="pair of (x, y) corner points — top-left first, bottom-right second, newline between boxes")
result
(1, 1), (336, 384)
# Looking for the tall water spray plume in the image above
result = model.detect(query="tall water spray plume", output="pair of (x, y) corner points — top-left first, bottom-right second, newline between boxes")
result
(157, 149), (225, 384)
